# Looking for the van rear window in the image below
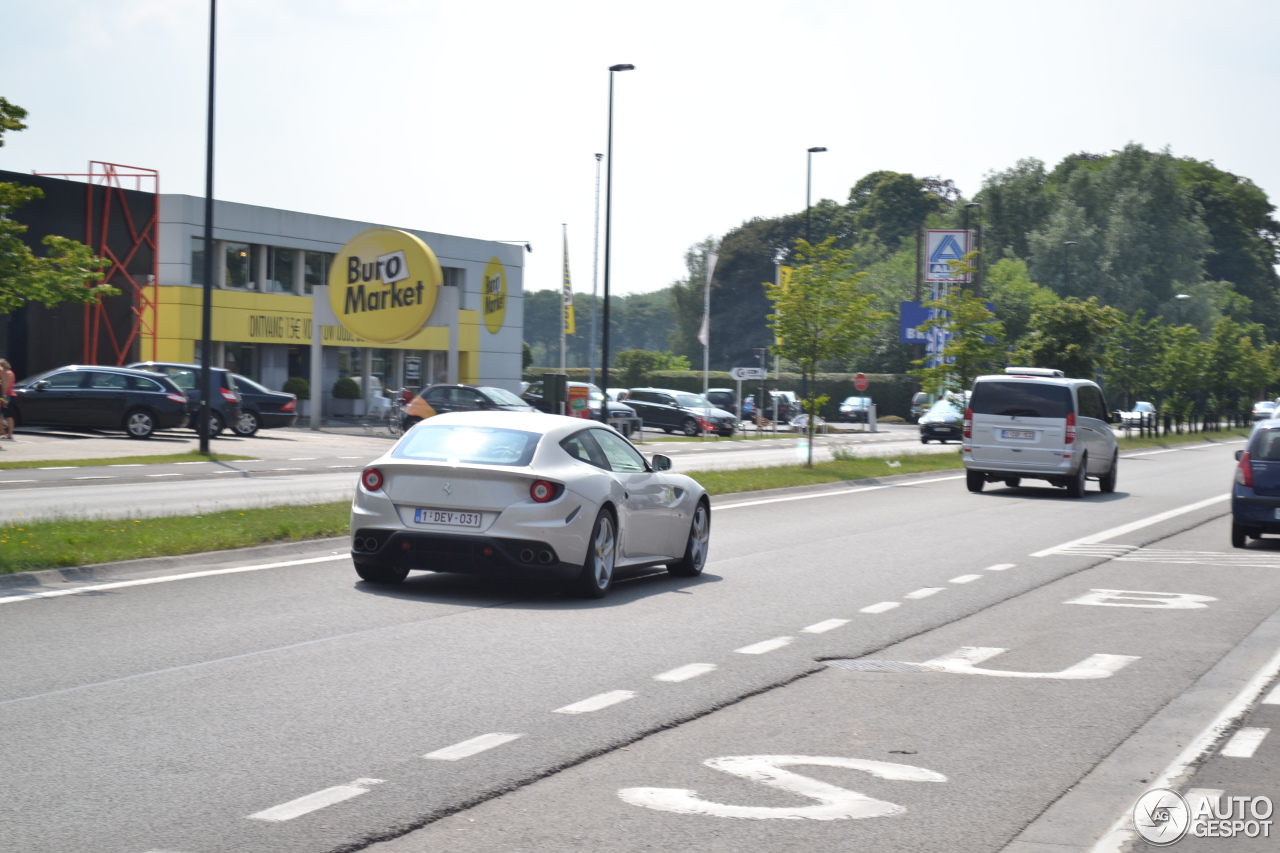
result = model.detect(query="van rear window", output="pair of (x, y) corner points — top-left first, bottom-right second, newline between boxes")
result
(971, 381), (1071, 418)
(1250, 429), (1280, 461)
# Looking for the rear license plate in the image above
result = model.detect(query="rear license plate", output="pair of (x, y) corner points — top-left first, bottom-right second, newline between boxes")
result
(1001, 429), (1035, 440)
(414, 508), (482, 528)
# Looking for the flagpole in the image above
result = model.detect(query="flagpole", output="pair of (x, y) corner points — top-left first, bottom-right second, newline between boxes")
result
(588, 153), (602, 388)
(560, 223), (567, 372)
(699, 250), (717, 395)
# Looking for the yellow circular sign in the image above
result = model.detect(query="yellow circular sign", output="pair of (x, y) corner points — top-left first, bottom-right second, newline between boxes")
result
(481, 257), (507, 334)
(328, 228), (442, 343)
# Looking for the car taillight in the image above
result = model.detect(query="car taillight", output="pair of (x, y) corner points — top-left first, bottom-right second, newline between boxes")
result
(281, 399), (296, 411)
(698, 417), (715, 432)
(361, 468), (384, 491)
(530, 479), (562, 503)
(166, 393), (186, 404)
(220, 387), (237, 402)
(1065, 412), (1076, 445)
(963, 407), (973, 439)
(1237, 451), (1254, 488)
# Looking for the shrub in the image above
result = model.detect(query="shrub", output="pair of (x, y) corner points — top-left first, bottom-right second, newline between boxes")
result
(332, 376), (362, 400)
(282, 376), (310, 400)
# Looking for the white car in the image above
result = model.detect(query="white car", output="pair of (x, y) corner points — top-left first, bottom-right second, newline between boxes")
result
(1119, 400), (1156, 426)
(350, 411), (711, 597)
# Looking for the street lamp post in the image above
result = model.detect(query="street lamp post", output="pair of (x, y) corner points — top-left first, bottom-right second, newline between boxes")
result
(600, 63), (634, 419)
(198, 0), (217, 455)
(588, 152), (603, 388)
(805, 147), (827, 244)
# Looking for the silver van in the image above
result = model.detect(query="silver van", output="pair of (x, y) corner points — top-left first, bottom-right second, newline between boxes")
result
(962, 367), (1118, 497)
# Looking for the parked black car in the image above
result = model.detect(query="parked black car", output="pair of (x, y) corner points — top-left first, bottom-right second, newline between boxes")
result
(918, 398), (964, 444)
(625, 388), (737, 436)
(838, 396), (873, 423)
(127, 361), (243, 436)
(704, 388), (738, 417)
(402, 383), (536, 429)
(229, 374), (298, 436)
(742, 392), (792, 423)
(9, 364), (189, 439)
(521, 381), (640, 436)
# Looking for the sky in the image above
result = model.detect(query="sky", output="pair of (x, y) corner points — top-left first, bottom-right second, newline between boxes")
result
(3, 1), (1279, 298)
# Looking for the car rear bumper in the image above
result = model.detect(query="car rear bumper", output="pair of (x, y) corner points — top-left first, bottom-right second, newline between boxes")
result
(351, 528), (580, 579)
(1233, 491), (1280, 531)
(921, 424), (961, 439)
(258, 412), (298, 429)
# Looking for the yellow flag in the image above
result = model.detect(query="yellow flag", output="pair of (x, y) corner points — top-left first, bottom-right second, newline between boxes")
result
(562, 231), (576, 335)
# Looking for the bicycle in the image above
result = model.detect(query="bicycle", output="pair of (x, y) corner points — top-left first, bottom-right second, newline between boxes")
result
(386, 396), (406, 436)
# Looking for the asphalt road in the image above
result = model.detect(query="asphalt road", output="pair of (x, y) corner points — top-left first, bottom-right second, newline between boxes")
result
(3, 437), (1275, 853)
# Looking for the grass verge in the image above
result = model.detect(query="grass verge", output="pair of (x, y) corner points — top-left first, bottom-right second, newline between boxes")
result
(691, 453), (964, 496)
(1116, 426), (1250, 451)
(1, 503), (350, 575)
(0, 452), (256, 470)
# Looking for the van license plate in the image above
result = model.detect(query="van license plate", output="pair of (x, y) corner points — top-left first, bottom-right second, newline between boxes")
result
(1001, 429), (1035, 440)
(414, 508), (482, 528)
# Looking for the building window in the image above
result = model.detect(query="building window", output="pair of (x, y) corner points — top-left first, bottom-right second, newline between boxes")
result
(304, 251), (331, 295)
(224, 342), (257, 380)
(191, 236), (207, 285)
(225, 242), (251, 289)
(268, 247), (295, 294)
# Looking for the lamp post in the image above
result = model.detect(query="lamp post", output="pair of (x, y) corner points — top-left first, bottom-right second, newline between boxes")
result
(198, 0), (217, 455)
(805, 146), (827, 244)
(600, 63), (634, 419)
(588, 152), (603, 388)
(1062, 240), (1078, 294)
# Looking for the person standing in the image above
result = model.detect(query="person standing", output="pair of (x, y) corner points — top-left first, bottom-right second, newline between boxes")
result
(0, 358), (14, 439)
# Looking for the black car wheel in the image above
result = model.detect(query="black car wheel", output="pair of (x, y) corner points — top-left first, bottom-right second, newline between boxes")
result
(355, 561), (410, 584)
(574, 510), (616, 598)
(966, 470), (984, 493)
(205, 410), (225, 437)
(233, 409), (260, 437)
(920, 437), (930, 444)
(681, 418), (700, 437)
(1066, 456), (1088, 498)
(124, 408), (156, 439)
(669, 501), (710, 577)
(1099, 452), (1118, 493)
(1231, 522), (1248, 549)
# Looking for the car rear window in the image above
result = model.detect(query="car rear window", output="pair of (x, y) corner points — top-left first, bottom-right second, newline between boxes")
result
(1250, 429), (1280, 461)
(393, 425), (540, 466)
(971, 381), (1072, 418)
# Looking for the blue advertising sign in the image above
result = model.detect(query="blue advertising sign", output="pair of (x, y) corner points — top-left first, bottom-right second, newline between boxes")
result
(899, 301), (931, 344)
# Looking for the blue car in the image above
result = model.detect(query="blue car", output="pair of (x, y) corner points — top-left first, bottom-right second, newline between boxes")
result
(1232, 418), (1280, 547)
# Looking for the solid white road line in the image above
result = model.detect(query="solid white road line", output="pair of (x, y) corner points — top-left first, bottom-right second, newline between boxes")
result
(860, 601), (900, 614)
(554, 690), (637, 714)
(271, 467), (304, 471)
(1031, 494), (1230, 558)
(0, 554), (347, 606)
(802, 618), (850, 634)
(0, 479), (37, 484)
(424, 732), (523, 761)
(73, 476), (112, 480)
(715, 474), (965, 511)
(985, 563), (1016, 571)
(108, 463), (144, 467)
(249, 778), (385, 822)
(905, 587), (944, 599)
(288, 457), (317, 461)
(174, 461), (208, 465)
(145, 473), (182, 477)
(1089, 645), (1280, 852)
(654, 663), (717, 682)
(1123, 448), (1181, 458)
(37, 466), (74, 470)
(1263, 684), (1280, 705)
(949, 574), (982, 584)
(735, 637), (794, 655)
(1220, 727), (1270, 758)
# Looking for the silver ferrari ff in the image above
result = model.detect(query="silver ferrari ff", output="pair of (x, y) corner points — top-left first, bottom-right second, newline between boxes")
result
(350, 411), (711, 597)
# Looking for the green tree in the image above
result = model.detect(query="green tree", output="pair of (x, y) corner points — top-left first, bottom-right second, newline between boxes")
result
(0, 98), (115, 315)
(612, 349), (689, 387)
(1153, 325), (1204, 426)
(983, 257), (1057, 345)
(766, 238), (884, 466)
(1103, 310), (1166, 409)
(1014, 296), (1122, 380)
(847, 171), (945, 249)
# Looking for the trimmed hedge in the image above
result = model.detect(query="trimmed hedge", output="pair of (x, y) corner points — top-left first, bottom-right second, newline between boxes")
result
(524, 368), (917, 419)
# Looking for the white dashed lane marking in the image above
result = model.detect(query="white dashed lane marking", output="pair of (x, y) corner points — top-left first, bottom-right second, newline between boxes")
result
(38, 466), (73, 470)
(860, 601), (900, 614)
(248, 778), (385, 822)
(905, 588), (944, 599)
(949, 574), (982, 584)
(735, 637), (794, 655)
(424, 732), (523, 761)
(0, 479), (37, 484)
(108, 463), (144, 467)
(146, 473), (182, 477)
(1220, 727), (1270, 758)
(554, 690), (637, 714)
(73, 476), (112, 480)
(1263, 684), (1280, 705)
(654, 663), (717, 682)
(985, 563), (1015, 571)
(802, 619), (849, 634)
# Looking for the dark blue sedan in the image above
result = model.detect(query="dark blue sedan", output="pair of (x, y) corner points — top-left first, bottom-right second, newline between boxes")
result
(230, 374), (298, 437)
(1232, 418), (1280, 547)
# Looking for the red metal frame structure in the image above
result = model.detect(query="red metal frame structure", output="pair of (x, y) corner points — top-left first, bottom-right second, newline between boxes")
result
(33, 162), (160, 365)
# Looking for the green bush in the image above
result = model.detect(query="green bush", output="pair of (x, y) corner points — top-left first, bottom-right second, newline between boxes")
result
(332, 376), (362, 400)
(282, 376), (310, 400)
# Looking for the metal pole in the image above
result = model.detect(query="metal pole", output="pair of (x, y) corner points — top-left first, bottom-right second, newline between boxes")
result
(588, 152), (602, 388)
(601, 64), (633, 418)
(806, 152), (812, 244)
(198, 0), (217, 455)
(560, 223), (566, 373)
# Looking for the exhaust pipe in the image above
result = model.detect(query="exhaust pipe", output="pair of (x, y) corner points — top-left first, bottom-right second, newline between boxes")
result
(353, 537), (367, 551)
(519, 549), (535, 563)
(538, 550), (554, 564)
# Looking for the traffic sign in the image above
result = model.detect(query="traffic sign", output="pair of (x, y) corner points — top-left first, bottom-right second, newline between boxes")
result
(731, 367), (767, 381)
(855, 373), (869, 391)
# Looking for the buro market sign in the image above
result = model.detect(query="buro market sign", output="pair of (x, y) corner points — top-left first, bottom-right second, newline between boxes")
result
(328, 228), (443, 343)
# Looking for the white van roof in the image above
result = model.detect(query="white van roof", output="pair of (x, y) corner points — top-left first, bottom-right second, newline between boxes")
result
(1003, 367), (1064, 377)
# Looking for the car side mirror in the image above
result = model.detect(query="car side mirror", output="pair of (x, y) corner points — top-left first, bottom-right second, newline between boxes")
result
(1236, 449), (1244, 461)
(651, 454), (672, 472)
(34, 380), (49, 391)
